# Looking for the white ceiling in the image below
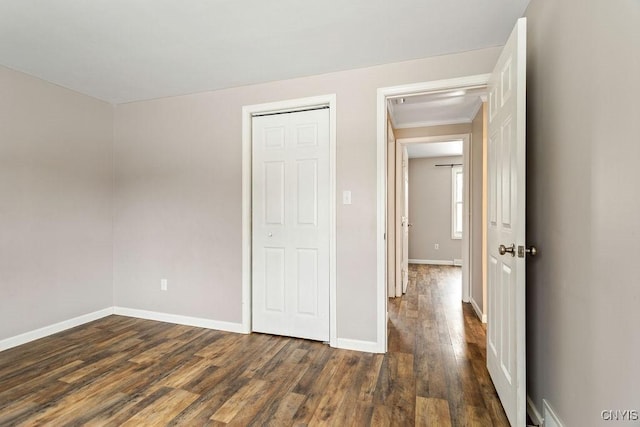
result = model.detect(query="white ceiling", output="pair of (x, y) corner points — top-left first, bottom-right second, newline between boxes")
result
(388, 87), (487, 128)
(406, 140), (463, 159)
(0, 0), (529, 104)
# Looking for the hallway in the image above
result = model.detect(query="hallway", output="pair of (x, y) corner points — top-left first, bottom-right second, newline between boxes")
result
(388, 264), (509, 426)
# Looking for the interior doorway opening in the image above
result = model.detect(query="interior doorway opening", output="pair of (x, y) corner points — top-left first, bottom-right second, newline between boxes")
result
(376, 75), (491, 353)
(391, 135), (471, 301)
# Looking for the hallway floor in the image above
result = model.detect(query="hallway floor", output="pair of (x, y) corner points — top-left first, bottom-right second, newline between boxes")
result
(387, 264), (509, 426)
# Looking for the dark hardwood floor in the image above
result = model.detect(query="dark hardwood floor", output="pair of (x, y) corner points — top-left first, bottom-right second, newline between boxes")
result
(0, 265), (508, 426)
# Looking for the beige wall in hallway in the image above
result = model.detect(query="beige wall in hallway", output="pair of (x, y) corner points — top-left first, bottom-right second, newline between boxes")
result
(408, 156), (463, 262)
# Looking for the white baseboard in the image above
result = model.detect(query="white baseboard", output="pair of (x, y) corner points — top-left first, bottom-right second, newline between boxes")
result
(470, 297), (487, 323)
(408, 259), (454, 266)
(2, 306), (378, 355)
(543, 399), (565, 427)
(113, 307), (246, 334)
(527, 395), (544, 426)
(335, 338), (383, 353)
(0, 307), (114, 352)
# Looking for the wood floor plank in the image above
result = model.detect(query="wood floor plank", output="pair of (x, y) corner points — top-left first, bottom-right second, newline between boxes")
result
(291, 350), (346, 423)
(370, 405), (393, 426)
(307, 352), (360, 424)
(156, 356), (213, 389)
(59, 351), (129, 383)
(357, 353), (384, 403)
(373, 354), (415, 425)
(242, 346), (314, 425)
(415, 396), (452, 426)
(41, 392), (130, 426)
(166, 335), (277, 425)
(0, 265), (509, 426)
(463, 404), (495, 427)
(240, 335), (289, 379)
(224, 382), (286, 426)
(329, 354), (375, 426)
(128, 339), (186, 365)
(210, 379), (268, 423)
(0, 399), (38, 426)
(121, 387), (199, 426)
(290, 343), (331, 396)
(0, 359), (84, 405)
(265, 392), (306, 426)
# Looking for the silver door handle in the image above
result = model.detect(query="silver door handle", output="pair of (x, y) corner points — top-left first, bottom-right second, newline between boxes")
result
(499, 244), (515, 257)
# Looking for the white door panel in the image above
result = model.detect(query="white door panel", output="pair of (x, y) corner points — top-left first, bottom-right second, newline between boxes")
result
(395, 145), (409, 296)
(252, 108), (330, 342)
(486, 17), (527, 427)
(402, 147), (409, 294)
(387, 122), (396, 298)
(264, 248), (285, 312)
(264, 161), (285, 225)
(395, 142), (403, 297)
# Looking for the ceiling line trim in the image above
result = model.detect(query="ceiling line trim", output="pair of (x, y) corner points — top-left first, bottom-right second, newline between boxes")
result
(394, 118), (473, 129)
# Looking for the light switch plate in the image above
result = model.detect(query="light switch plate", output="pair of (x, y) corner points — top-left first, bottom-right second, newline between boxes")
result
(343, 190), (352, 205)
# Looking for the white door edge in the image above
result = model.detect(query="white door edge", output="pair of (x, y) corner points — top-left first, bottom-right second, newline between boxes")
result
(394, 143), (404, 297)
(377, 74), (490, 354)
(462, 133), (472, 303)
(242, 94), (337, 348)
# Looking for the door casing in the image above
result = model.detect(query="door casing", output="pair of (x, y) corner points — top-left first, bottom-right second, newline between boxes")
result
(376, 75), (490, 353)
(242, 94), (337, 348)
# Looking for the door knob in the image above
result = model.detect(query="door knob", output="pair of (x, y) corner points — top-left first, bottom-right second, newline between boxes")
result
(518, 245), (538, 258)
(498, 243), (515, 257)
(268, 232), (273, 237)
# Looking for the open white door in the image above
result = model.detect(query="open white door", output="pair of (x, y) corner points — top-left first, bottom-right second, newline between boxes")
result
(252, 108), (330, 342)
(395, 145), (409, 295)
(486, 18), (527, 426)
(401, 147), (409, 294)
(395, 144), (409, 296)
(387, 122), (397, 298)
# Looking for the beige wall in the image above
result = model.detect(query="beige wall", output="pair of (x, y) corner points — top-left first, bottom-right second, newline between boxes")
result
(0, 65), (113, 340)
(113, 47), (501, 343)
(470, 104), (485, 314)
(408, 156), (463, 262)
(526, 0), (640, 425)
